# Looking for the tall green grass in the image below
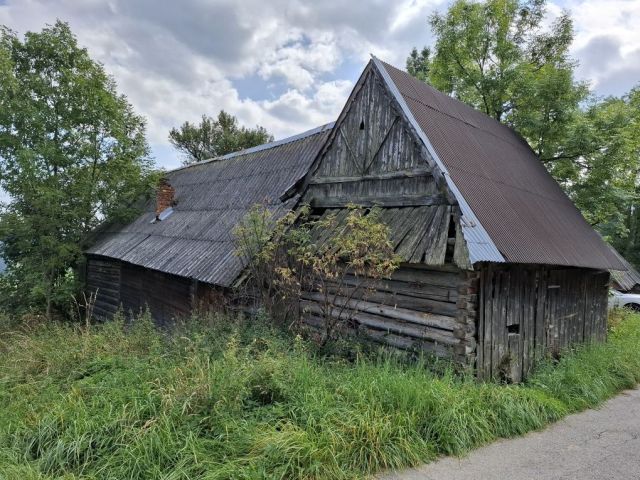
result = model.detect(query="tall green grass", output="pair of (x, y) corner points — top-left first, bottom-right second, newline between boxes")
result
(1, 310), (640, 479)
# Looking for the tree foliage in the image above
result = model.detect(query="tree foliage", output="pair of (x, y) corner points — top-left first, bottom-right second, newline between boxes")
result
(407, 0), (588, 163)
(169, 111), (273, 165)
(570, 88), (640, 260)
(0, 21), (156, 317)
(234, 204), (401, 345)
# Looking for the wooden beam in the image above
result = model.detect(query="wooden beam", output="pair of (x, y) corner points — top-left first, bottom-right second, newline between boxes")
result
(309, 167), (433, 185)
(338, 126), (363, 173)
(300, 300), (459, 345)
(310, 193), (448, 208)
(363, 115), (399, 173)
(301, 291), (458, 330)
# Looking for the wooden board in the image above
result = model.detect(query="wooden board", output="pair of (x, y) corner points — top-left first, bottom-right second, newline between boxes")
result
(477, 264), (609, 382)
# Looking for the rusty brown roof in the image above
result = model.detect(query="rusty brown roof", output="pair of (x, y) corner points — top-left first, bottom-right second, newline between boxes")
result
(377, 60), (624, 271)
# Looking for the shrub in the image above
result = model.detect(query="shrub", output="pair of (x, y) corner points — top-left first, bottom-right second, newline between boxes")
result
(234, 204), (401, 346)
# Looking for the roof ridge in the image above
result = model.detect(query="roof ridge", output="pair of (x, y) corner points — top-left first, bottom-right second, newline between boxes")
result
(166, 121), (335, 173)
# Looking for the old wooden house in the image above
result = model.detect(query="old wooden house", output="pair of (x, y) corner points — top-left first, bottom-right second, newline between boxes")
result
(86, 58), (624, 381)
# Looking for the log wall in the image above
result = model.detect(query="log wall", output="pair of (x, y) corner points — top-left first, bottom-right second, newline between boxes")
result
(87, 257), (121, 320)
(300, 264), (478, 364)
(87, 259), (610, 383)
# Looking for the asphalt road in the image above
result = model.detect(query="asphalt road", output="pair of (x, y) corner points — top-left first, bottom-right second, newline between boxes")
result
(378, 388), (640, 480)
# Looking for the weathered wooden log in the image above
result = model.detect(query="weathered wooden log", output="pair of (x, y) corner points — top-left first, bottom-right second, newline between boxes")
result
(359, 326), (452, 358)
(310, 194), (447, 209)
(301, 312), (454, 358)
(300, 299), (459, 346)
(339, 273), (458, 303)
(390, 267), (461, 288)
(301, 292), (457, 331)
(330, 286), (459, 317)
(309, 168), (433, 185)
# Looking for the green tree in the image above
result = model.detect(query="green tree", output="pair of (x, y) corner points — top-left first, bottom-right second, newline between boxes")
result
(570, 88), (640, 261)
(169, 111), (273, 165)
(407, 0), (588, 163)
(0, 21), (156, 318)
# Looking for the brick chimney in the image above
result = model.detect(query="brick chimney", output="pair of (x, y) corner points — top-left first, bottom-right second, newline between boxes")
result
(156, 178), (176, 218)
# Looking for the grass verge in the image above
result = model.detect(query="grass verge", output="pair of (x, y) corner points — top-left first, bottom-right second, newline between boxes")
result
(1, 309), (639, 479)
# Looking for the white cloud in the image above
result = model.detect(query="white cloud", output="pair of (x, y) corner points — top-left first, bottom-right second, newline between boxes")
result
(1, 0), (638, 168)
(550, 0), (640, 95)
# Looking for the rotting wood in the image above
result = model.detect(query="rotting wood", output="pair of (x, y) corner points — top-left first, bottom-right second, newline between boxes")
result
(301, 291), (458, 330)
(478, 264), (609, 382)
(300, 300), (459, 346)
(309, 168), (433, 185)
(310, 194), (447, 209)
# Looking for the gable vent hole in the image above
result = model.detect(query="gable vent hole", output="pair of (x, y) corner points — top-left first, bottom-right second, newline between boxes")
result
(359, 120), (365, 130)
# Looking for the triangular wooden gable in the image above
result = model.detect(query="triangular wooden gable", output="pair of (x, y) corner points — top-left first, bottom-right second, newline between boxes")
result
(297, 61), (471, 268)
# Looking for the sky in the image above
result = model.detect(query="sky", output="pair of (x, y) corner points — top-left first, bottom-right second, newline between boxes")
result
(1, 0), (639, 170)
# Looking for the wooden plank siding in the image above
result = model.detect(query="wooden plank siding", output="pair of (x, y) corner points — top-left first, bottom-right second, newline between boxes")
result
(477, 264), (609, 382)
(87, 257), (121, 321)
(119, 262), (192, 327)
(302, 67), (450, 213)
(86, 256), (227, 326)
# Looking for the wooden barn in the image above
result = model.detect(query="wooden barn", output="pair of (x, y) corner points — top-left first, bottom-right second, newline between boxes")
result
(86, 58), (624, 382)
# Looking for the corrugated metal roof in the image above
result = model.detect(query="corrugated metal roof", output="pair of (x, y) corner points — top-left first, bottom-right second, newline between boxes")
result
(609, 247), (640, 292)
(87, 123), (333, 287)
(376, 59), (624, 271)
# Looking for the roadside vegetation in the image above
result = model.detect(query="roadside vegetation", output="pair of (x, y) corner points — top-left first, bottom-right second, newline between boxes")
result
(1, 309), (640, 480)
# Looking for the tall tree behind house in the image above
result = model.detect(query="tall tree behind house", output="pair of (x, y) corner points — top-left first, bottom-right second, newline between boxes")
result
(408, 0), (640, 266)
(169, 111), (273, 165)
(0, 21), (157, 317)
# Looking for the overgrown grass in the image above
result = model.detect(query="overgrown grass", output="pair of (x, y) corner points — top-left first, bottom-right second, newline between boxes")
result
(1, 310), (640, 479)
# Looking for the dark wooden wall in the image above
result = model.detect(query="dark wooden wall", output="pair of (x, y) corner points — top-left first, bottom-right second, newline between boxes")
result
(86, 256), (226, 326)
(119, 262), (192, 327)
(88, 255), (610, 382)
(87, 257), (121, 320)
(478, 264), (609, 382)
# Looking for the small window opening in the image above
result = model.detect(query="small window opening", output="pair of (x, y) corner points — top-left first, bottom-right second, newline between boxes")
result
(444, 217), (457, 263)
(507, 324), (520, 335)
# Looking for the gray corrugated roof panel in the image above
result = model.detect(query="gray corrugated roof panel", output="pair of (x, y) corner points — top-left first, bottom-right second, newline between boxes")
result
(375, 59), (624, 271)
(609, 247), (640, 292)
(87, 124), (333, 287)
